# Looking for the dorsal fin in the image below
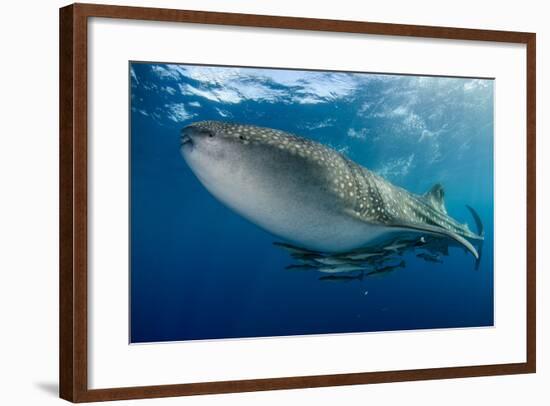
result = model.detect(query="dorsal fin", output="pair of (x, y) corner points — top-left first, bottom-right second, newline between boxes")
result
(424, 183), (447, 214)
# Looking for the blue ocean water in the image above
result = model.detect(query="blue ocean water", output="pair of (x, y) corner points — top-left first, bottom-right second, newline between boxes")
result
(130, 62), (494, 343)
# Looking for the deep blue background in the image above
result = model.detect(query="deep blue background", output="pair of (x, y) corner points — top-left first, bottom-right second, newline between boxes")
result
(130, 63), (494, 343)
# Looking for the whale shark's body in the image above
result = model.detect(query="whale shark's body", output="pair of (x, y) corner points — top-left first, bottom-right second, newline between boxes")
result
(180, 121), (483, 260)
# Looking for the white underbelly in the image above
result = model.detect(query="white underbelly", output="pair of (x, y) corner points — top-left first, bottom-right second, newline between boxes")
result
(284, 215), (387, 252)
(188, 153), (386, 253)
(206, 175), (384, 252)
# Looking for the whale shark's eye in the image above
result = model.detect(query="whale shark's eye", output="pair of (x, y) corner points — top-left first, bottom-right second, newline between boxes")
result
(208, 132), (214, 138)
(239, 135), (247, 141)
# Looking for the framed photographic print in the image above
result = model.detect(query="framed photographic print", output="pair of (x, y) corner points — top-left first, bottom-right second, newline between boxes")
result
(59, 3), (536, 402)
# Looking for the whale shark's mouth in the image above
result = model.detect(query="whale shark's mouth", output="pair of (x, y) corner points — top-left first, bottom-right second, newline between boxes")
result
(180, 135), (194, 153)
(181, 134), (193, 146)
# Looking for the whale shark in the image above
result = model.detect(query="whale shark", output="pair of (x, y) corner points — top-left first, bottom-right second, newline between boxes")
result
(180, 121), (484, 263)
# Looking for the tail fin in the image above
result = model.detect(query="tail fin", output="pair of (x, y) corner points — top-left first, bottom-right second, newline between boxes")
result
(466, 205), (484, 270)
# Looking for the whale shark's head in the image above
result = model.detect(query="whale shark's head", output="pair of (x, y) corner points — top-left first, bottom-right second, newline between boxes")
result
(180, 121), (259, 166)
(180, 121), (298, 214)
(180, 121), (276, 184)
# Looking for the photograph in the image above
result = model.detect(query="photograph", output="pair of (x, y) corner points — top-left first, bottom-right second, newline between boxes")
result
(0, 0), (541, 403)
(129, 62), (494, 343)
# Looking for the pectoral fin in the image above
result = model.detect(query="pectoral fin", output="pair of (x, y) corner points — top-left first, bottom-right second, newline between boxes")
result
(387, 222), (479, 259)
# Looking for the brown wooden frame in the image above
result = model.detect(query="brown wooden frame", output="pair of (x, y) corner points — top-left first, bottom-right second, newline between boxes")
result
(59, 3), (536, 402)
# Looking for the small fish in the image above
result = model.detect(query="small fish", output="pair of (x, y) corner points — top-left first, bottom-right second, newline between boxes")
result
(366, 260), (406, 277)
(317, 264), (366, 274)
(383, 240), (412, 253)
(312, 257), (362, 266)
(339, 251), (385, 261)
(416, 252), (443, 263)
(381, 235), (429, 252)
